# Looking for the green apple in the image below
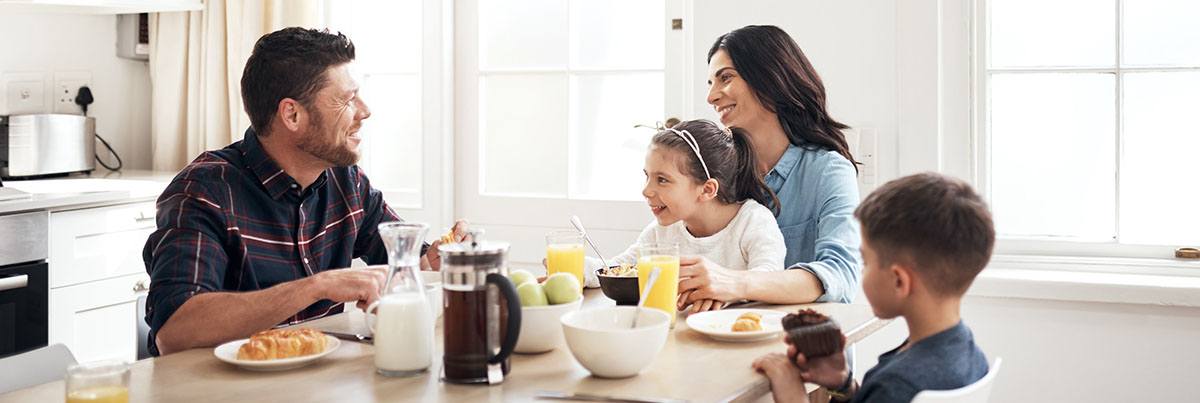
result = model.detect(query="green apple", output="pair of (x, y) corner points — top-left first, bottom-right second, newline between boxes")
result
(517, 282), (549, 307)
(543, 273), (582, 305)
(509, 269), (537, 287)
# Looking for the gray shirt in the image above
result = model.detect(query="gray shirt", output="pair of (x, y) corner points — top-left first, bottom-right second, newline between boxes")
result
(851, 321), (989, 403)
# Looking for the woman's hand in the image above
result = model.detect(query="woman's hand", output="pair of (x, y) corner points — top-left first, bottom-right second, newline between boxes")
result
(676, 292), (725, 313)
(424, 219), (469, 271)
(677, 256), (745, 308)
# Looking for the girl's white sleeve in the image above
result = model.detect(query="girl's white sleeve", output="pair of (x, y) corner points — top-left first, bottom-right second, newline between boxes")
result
(741, 209), (787, 272)
(582, 222), (658, 287)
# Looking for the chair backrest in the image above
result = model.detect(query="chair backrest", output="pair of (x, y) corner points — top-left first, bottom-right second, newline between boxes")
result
(910, 357), (1003, 403)
(0, 343), (78, 394)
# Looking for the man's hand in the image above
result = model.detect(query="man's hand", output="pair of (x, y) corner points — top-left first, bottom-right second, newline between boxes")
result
(789, 340), (849, 389)
(752, 353), (811, 403)
(309, 267), (387, 310)
(424, 219), (469, 271)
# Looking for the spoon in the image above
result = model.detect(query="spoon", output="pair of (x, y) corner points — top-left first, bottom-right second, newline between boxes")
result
(632, 266), (661, 329)
(570, 215), (610, 271)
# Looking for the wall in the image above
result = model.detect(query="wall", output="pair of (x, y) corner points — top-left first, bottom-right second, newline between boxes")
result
(0, 11), (152, 171)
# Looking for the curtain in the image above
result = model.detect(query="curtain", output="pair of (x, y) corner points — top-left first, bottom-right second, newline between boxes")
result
(148, 0), (326, 171)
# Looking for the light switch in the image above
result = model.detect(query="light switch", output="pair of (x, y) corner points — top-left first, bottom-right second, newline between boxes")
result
(2, 72), (47, 115)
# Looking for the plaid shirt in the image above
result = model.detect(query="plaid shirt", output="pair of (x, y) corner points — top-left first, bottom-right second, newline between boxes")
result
(142, 128), (400, 355)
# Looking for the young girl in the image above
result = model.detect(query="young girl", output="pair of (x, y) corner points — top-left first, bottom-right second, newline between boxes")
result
(583, 119), (786, 312)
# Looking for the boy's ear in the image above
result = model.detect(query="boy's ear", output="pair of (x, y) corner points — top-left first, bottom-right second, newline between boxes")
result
(889, 262), (914, 298)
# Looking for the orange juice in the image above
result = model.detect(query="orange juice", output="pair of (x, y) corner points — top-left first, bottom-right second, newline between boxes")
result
(546, 243), (585, 290)
(637, 254), (680, 326)
(66, 385), (129, 403)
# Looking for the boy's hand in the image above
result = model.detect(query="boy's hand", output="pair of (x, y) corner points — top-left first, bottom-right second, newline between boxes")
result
(789, 342), (849, 390)
(752, 353), (811, 403)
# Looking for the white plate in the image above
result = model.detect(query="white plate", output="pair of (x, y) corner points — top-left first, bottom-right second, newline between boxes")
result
(686, 309), (786, 342)
(213, 335), (340, 371)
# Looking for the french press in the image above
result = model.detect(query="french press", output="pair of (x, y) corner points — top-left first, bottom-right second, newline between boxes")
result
(438, 229), (521, 384)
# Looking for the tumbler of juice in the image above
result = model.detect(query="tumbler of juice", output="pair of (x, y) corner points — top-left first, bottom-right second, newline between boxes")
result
(636, 243), (680, 327)
(546, 230), (585, 290)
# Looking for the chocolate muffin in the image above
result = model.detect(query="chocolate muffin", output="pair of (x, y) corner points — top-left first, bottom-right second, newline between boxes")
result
(781, 309), (844, 359)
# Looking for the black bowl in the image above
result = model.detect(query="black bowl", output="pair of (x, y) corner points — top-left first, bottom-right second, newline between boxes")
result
(596, 268), (640, 306)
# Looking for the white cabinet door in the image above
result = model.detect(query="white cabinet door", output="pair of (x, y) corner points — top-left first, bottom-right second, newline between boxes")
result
(49, 272), (149, 363)
(49, 202), (156, 288)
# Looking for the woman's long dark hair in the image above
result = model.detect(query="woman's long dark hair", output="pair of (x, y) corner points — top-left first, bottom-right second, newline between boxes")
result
(652, 120), (780, 215)
(708, 25), (859, 172)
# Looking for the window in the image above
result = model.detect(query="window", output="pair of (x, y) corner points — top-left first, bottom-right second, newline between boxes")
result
(327, 0), (425, 209)
(980, 0), (1200, 255)
(477, 0), (666, 201)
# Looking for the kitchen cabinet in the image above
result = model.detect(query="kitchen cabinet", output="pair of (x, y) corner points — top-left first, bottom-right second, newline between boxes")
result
(47, 201), (156, 363)
(0, 0), (202, 14)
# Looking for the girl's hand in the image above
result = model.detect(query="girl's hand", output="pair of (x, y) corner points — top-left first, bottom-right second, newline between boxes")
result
(788, 342), (849, 390)
(752, 353), (811, 403)
(678, 256), (744, 304)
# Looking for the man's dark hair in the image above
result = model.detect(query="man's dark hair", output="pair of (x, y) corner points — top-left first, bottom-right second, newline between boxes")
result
(854, 173), (995, 296)
(240, 27), (355, 135)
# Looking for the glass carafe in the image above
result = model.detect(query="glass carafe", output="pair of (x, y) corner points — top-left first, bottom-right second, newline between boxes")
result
(368, 222), (434, 377)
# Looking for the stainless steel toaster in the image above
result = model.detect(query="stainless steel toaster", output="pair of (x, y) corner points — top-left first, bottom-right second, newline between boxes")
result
(0, 114), (95, 179)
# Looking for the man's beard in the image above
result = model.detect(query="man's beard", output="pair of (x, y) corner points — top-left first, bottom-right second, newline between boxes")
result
(297, 111), (358, 167)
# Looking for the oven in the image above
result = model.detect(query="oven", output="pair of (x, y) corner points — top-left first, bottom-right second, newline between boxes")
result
(0, 211), (49, 359)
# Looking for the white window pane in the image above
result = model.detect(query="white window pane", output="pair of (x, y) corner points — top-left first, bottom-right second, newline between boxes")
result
(481, 74), (568, 196)
(569, 73), (664, 200)
(1120, 72), (1200, 245)
(988, 0), (1115, 68)
(331, 0), (422, 73)
(569, 0), (665, 70)
(479, 0), (568, 70)
(1123, 0), (1200, 67)
(989, 73), (1115, 239)
(357, 74), (423, 207)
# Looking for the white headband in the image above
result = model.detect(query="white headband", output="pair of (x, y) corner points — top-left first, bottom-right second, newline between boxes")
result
(636, 122), (711, 180)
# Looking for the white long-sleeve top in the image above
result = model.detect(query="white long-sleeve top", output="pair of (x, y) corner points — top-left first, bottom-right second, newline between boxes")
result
(582, 199), (786, 288)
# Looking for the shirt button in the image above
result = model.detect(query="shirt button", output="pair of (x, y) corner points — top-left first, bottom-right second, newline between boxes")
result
(290, 183), (298, 189)
(302, 257), (309, 264)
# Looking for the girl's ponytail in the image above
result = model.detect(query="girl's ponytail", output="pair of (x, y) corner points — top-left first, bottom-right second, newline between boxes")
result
(730, 127), (780, 216)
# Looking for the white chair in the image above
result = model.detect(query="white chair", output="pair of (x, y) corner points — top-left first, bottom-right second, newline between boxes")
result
(910, 357), (1003, 403)
(0, 344), (78, 394)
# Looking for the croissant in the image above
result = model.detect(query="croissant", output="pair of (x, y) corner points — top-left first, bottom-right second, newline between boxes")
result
(731, 312), (763, 332)
(237, 328), (327, 360)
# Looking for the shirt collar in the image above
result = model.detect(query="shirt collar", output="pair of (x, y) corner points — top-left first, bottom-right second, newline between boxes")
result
(239, 127), (301, 200)
(767, 144), (804, 181)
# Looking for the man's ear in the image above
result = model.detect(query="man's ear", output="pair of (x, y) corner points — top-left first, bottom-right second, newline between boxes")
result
(277, 98), (305, 132)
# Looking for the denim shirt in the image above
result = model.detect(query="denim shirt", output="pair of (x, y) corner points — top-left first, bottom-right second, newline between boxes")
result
(764, 144), (862, 303)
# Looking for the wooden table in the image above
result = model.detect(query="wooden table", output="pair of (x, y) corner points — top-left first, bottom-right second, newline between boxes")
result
(1, 290), (890, 403)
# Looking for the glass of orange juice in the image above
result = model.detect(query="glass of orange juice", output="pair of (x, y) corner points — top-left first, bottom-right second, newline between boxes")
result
(65, 360), (130, 403)
(636, 243), (680, 327)
(546, 230), (585, 290)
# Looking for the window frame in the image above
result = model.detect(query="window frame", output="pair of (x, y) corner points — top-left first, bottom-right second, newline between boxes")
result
(972, 0), (1200, 263)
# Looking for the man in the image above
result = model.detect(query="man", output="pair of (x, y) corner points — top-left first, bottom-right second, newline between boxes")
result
(143, 27), (461, 355)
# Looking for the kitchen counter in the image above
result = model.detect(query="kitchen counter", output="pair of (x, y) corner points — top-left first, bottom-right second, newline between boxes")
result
(0, 170), (176, 215)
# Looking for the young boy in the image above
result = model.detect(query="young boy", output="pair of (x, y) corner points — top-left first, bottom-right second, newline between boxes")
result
(752, 173), (992, 403)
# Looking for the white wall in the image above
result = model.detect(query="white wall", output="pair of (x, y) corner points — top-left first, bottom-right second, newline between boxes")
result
(0, 12), (152, 171)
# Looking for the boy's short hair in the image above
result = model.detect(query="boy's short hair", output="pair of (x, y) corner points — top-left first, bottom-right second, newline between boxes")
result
(855, 173), (995, 296)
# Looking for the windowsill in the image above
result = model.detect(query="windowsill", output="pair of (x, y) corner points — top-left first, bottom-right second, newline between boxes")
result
(968, 254), (1200, 308)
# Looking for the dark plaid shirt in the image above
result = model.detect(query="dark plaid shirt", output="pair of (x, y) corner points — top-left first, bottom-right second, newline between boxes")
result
(143, 128), (400, 355)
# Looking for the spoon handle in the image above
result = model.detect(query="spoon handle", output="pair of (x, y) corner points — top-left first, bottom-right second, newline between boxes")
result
(632, 266), (661, 328)
(571, 215), (610, 270)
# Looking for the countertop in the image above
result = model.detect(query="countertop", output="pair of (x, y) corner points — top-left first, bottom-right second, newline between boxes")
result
(0, 170), (176, 215)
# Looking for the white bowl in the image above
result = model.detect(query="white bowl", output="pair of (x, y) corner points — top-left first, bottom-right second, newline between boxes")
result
(560, 306), (670, 378)
(515, 297), (582, 354)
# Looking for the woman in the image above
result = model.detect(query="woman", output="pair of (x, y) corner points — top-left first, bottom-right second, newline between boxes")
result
(678, 25), (862, 311)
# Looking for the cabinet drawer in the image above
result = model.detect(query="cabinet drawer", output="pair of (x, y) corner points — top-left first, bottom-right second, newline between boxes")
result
(48, 272), (149, 363)
(49, 202), (157, 288)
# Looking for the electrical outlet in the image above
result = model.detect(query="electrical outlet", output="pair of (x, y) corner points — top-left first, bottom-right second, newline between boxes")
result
(53, 71), (92, 115)
(1, 72), (47, 115)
